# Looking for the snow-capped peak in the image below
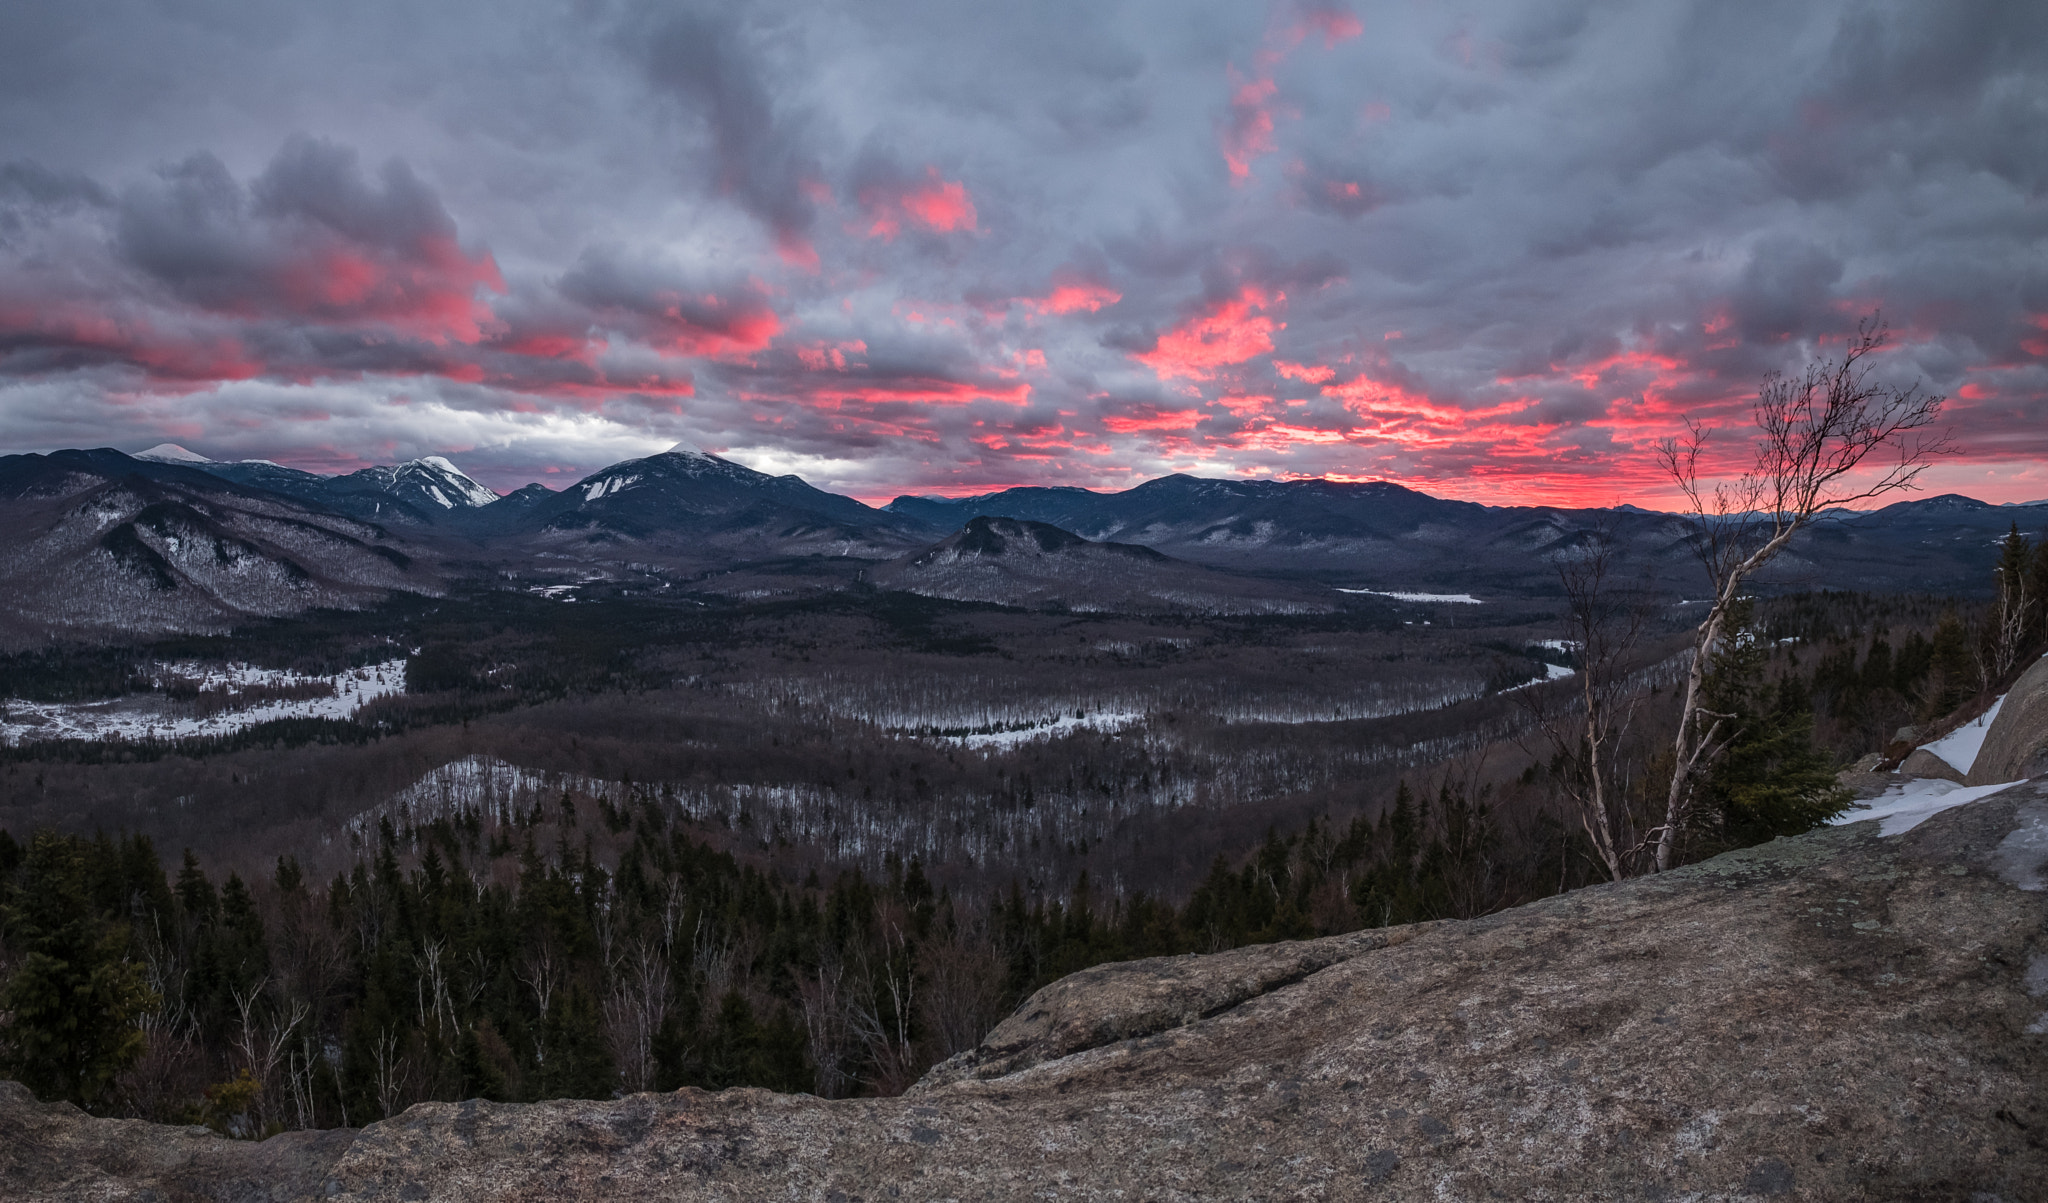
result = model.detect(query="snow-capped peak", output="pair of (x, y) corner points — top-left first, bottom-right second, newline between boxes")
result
(399, 456), (499, 507)
(136, 443), (211, 463)
(666, 442), (714, 461)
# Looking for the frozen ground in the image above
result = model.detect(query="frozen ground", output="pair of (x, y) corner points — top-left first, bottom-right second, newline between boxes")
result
(0, 658), (407, 745)
(1917, 693), (2006, 775)
(1827, 777), (2025, 836)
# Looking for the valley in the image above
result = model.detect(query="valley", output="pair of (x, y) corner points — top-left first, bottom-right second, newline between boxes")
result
(0, 440), (2036, 1146)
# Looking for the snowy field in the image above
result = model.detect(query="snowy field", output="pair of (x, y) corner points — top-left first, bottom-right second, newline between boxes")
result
(0, 658), (407, 745)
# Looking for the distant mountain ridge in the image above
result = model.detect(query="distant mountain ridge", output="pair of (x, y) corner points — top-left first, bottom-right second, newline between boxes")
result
(0, 443), (2032, 640)
(872, 515), (1332, 614)
(138, 444), (503, 527)
(0, 448), (434, 644)
(515, 445), (929, 562)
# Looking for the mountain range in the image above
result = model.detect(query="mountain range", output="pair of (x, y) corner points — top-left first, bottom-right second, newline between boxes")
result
(0, 440), (2039, 639)
(0, 448), (433, 645)
(870, 515), (1335, 615)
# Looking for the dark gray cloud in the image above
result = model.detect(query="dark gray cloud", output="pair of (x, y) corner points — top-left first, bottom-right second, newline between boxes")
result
(637, 8), (823, 259)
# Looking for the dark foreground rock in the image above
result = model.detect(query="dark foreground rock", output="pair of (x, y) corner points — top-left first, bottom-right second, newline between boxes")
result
(7, 783), (2048, 1202)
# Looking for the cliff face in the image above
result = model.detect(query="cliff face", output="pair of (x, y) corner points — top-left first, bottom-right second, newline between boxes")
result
(7, 782), (2047, 1202)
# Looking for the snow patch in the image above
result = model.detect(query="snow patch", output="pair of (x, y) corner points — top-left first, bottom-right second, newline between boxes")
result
(0, 658), (408, 745)
(1916, 693), (2005, 776)
(1828, 777), (2024, 836)
(1501, 663), (1576, 692)
(949, 710), (1146, 749)
(582, 473), (642, 502)
(1336, 588), (1483, 604)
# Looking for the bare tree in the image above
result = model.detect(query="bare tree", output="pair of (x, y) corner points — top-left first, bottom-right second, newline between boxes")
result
(1984, 526), (2035, 686)
(915, 925), (1008, 1061)
(1654, 315), (1949, 871)
(602, 938), (673, 1094)
(796, 957), (855, 1099)
(1516, 530), (1655, 882)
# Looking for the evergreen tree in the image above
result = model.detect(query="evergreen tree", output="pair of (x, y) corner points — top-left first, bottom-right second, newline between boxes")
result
(1923, 609), (1977, 720)
(535, 984), (614, 1100)
(1701, 602), (1850, 844)
(0, 832), (155, 1109)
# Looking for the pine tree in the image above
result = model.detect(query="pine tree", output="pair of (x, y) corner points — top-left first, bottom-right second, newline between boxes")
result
(0, 832), (155, 1109)
(1923, 609), (1977, 721)
(535, 984), (614, 1100)
(1701, 602), (1850, 845)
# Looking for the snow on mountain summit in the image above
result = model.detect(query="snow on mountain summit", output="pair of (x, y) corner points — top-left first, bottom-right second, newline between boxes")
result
(407, 457), (501, 507)
(135, 443), (212, 463)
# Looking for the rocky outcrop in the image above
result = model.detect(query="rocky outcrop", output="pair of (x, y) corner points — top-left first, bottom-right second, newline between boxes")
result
(7, 783), (2048, 1201)
(1897, 746), (1967, 783)
(1970, 654), (2048, 786)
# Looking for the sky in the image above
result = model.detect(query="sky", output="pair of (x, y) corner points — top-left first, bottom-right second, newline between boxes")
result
(1, 0), (2044, 507)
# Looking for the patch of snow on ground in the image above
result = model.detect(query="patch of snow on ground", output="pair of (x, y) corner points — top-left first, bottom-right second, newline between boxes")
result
(1917, 693), (2005, 775)
(1828, 777), (2025, 836)
(1502, 663), (1576, 692)
(949, 710), (1147, 749)
(0, 658), (407, 745)
(1335, 588), (1483, 604)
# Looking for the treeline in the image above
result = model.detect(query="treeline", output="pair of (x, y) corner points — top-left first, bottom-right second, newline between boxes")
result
(1760, 527), (2044, 761)
(0, 761), (1589, 1131)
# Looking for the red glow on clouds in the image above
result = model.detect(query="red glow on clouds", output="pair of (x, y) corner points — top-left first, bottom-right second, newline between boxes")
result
(1102, 405), (1203, 433)
(265, 232), (505, 344)
(1222, 76), (1280, 181)
(1273, 359), (1334, 384)
(1135, 286), (1284, 380)
(1555, 348), (1686, 391)
(2023, 314), (2048, 359)
(776, 234), (821, 272)
(1027, 280), (1122, 316)
(862, 168), (978, 240)
(1219, 5), (1358, 180)
(1294, 6), (1364, 47)
(795, 339), (868, 371)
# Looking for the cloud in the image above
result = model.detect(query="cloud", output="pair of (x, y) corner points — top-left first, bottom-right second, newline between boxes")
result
(0, 0), (2044, 506)
(1133, 285), (1285, 381)
(638, 9), (824, 267)
(554, 249), (781, 358)
(116, 138), (504, 341)
(851, 155), (978, 241)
